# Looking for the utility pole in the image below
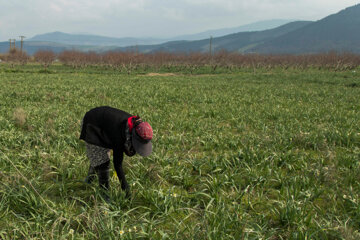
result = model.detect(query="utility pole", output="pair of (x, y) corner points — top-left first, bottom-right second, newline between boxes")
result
(12, 39), (16, 50)
(209, 35), (213, 63)
(19, 36), (26, 53)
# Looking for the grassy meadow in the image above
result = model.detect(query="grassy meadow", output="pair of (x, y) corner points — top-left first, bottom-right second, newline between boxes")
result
(0, 64), (360, 239)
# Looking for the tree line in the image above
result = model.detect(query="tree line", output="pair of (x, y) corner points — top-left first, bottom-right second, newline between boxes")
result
(1, 48), (360, 71)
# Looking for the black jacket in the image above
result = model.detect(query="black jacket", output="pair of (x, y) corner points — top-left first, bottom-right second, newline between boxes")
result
(80, 106), (132, 192)
(80, 106), (131, 149)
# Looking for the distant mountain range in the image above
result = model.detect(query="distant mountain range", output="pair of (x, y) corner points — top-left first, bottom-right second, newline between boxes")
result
(1, 4), (360, 55)
(252, 4), (360, 54)
(0, 19), (295, 55)
(28, 32), (165, 47)
(124, 21), (312, 53)
(26, 19), (295, 46)
(169, 19), (296, 41)
(124, 4), (360, 54)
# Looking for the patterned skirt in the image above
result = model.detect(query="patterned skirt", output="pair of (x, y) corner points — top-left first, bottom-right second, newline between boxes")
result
(86, 142), (111, 167)
(82, 119), (111, 167)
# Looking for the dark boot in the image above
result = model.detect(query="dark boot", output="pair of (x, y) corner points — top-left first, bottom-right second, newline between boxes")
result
(95, 161), (110, 202)
(95, 161), (110, 190)
(84, 166), (96, 184)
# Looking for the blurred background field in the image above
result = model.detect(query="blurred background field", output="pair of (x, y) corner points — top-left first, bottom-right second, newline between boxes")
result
(0, 64), (359, 239)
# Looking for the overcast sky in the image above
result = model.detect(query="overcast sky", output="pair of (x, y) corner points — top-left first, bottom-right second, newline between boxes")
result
(0, 0), (359, 41)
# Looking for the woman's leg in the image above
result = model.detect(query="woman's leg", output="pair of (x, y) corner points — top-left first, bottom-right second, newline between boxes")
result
(85, 142), (111, 189)
(95, 161), (110, 190)
(84, 165), (96, 184)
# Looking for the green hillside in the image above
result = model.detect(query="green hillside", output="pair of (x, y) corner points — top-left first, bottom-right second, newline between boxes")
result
(252, 4), (360, 54)
(122, 21), (312, 53)
(135, 4), (360, 54)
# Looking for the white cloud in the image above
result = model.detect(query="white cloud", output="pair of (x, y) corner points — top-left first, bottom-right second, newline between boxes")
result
(49, 3), (62, 13)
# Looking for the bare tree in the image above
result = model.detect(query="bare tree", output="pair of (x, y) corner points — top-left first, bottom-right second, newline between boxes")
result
(4, 48), (29, 67)
(34, 50), (56, 70)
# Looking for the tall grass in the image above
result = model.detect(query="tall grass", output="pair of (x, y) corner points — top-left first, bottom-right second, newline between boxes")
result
(0, 64), (359, 239)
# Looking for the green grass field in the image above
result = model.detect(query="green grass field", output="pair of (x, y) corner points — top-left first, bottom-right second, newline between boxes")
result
(0, 64), (360, 239)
